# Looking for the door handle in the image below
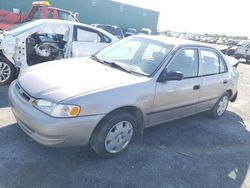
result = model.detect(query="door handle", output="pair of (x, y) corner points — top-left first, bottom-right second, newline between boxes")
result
(223, 80), (228, 84)
(193, 85), (200, 90)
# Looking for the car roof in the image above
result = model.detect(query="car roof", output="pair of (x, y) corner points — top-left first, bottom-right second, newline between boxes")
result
(28, 19), (118, 40)
(135, 35), (216, 49)
(33, 19), (97, 28)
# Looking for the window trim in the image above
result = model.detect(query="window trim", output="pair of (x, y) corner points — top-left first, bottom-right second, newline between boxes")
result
(165, 47), (200, 79)
(218, 55), (228, 73)
(198, 48), (228, 77)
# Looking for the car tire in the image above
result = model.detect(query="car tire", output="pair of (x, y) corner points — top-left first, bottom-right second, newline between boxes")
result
(90, 110), (137, 158)
(208, 92), (230, 119)
(0, 57), (15, 85)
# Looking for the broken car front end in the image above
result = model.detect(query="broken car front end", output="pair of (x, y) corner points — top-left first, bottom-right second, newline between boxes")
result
(0, 33), (20, 85)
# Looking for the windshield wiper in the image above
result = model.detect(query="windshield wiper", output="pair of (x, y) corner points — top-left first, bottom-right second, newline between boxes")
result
(90, 55), (134, 74)
(90, 54), (105, 64)
(105, 61), (134, 74)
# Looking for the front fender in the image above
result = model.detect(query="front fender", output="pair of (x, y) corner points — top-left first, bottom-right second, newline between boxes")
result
(0, 36), (16, 64)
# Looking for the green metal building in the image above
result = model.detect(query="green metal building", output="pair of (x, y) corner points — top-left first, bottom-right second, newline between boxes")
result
(0, 0), (159, 34)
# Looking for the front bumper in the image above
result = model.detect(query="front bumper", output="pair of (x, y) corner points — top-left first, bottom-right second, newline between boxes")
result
(8, 81), (104, 147)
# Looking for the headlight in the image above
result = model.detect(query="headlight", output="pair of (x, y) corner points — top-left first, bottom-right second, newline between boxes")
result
(33, 99), (80, 118)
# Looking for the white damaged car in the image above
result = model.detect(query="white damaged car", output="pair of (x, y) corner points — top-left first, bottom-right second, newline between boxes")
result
(0, 19), (118, 85)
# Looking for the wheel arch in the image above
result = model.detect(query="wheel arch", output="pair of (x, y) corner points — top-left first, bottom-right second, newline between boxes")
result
(226, 89), (232, 98)
(91, 106), (145, 141)
(0, 51), (6, 58)
(226, 89), (238, 102)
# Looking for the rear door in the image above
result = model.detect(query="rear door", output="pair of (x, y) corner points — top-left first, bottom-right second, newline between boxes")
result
(72, 25), (112, 57)
(148, 48), (201, 126)
(197, 48), (228, 111)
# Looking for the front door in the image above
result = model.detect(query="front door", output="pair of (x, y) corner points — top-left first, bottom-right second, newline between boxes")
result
(147, 48), (201, 127)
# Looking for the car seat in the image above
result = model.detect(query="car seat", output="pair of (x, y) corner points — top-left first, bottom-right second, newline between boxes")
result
(140, 51), (165, 75)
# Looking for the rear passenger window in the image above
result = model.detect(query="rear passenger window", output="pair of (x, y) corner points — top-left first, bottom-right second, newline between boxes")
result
(200, 50), (219, 76)
(76, 28), (100, 42)
(167, 49), (199, 78)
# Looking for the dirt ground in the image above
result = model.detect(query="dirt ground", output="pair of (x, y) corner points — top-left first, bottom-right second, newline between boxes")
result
(0, 62), (249, 188)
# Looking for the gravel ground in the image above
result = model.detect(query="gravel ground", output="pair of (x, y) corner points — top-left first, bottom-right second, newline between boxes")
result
(0, 62), (250, 188)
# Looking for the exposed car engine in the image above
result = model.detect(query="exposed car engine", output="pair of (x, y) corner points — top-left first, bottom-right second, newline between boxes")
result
(26, 33), (67, 65)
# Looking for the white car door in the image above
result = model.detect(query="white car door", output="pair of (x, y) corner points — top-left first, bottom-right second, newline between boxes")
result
(72, 26), (112, 57)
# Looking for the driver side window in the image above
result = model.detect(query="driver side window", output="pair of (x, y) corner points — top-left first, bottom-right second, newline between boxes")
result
(167, 48), (199, 78)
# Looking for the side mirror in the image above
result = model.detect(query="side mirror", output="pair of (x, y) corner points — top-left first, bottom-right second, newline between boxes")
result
(157, 70), (183, 82)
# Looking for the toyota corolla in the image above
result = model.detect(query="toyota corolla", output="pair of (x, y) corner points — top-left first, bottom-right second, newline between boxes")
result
(8, 36), (239, 158)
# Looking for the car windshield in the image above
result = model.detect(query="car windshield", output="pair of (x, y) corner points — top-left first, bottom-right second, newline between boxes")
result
(95, 37), (174, 76)
(5, 21), (43, 36)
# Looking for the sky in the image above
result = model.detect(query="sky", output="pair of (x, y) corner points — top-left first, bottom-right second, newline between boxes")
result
(114, 0), (250, 37)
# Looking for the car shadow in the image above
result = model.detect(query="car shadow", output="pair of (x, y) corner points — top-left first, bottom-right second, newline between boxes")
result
(0, 110), (249, 187)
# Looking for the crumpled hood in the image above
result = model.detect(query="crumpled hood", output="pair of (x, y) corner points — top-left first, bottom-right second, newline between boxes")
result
(18, 57), (145, 102)
(0, 34), (16, 54)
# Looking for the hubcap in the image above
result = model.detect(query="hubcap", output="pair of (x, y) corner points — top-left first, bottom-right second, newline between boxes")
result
(0, 62), (11, 83)
(105, 121), (133, 153)
(217, 95), (229, 116)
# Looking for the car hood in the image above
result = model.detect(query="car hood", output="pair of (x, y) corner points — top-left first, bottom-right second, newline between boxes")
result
(18, 57), (147, 102)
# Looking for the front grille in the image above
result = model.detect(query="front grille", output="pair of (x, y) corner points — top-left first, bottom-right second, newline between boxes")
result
(15, 83), (31, 102)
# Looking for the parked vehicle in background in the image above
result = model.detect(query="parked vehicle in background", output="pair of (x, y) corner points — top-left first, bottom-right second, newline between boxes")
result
(0, 1), (79, 30)
(237, 40), (249, 47)
(125, 28), (137, 37)
(234, 44), (250, 62)
(92, 24), (124, 39)
(140, 28), (152, 35)
(220, 46), (238, 56)
(0, 19), (118, 85)
(9, 36), (239, 158)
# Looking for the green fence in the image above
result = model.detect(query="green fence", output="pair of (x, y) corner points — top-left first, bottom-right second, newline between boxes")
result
(0, 0), (159, 33)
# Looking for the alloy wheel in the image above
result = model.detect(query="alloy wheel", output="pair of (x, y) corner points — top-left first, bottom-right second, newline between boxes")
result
(217, 95), (229, 116)
(0, 62), (11, 84)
